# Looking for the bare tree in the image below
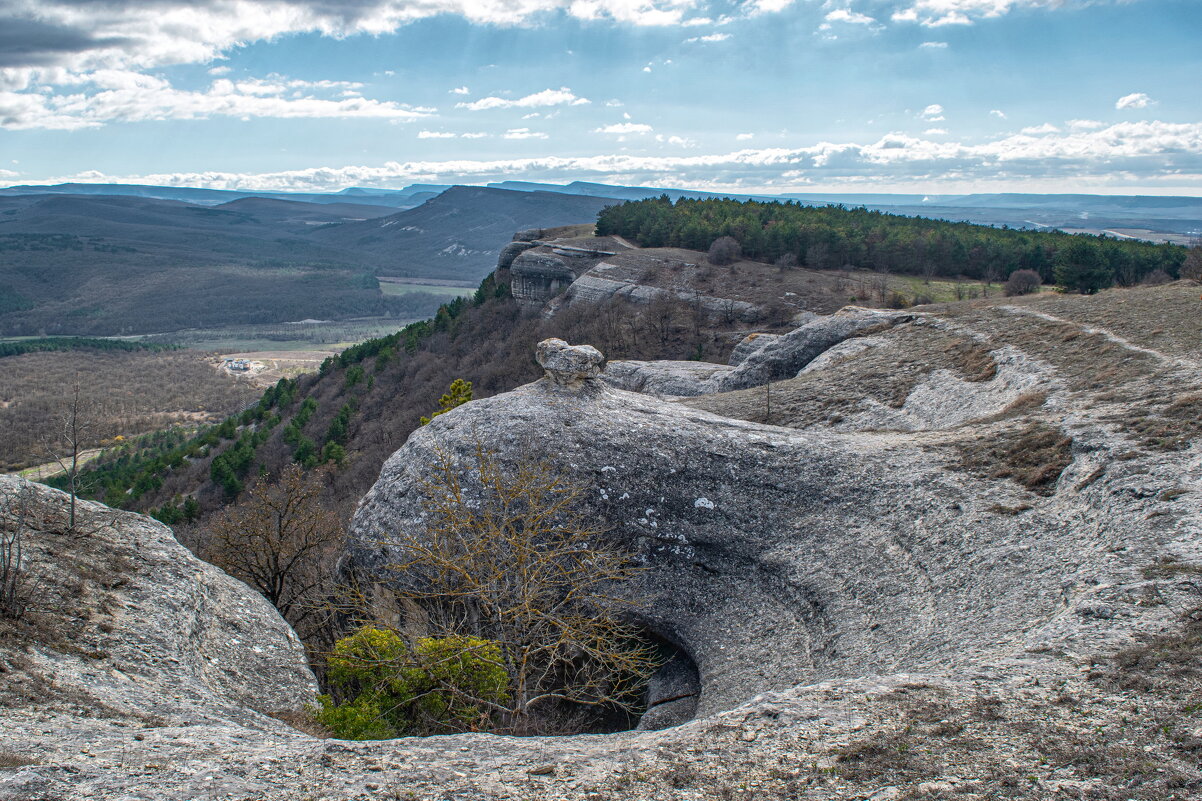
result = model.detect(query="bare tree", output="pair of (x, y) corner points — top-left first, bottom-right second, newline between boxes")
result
(205, 464), (345, 637)
(40, 379), (96, 530)
(382, 445), (659, 734)
(643, 294), (678, 347)
(0, 481), (37, 620)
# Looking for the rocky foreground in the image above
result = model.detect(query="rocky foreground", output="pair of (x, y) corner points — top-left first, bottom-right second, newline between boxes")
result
(2, 283), (1201, 800)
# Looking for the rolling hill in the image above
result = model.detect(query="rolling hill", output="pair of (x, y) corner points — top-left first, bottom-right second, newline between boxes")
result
(0, 186), (621, 336)
(307, 185), (621, 279)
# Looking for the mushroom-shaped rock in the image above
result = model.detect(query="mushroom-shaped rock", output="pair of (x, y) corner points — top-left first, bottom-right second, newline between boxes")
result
(536, 338), (605, 385)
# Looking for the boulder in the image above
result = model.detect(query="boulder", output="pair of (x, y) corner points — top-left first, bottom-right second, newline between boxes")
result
(536, 338), (605, 385)
(0, 476), (317, 728)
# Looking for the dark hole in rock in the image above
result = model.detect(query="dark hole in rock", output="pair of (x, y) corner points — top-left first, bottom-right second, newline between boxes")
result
(577, 631), (700, 734)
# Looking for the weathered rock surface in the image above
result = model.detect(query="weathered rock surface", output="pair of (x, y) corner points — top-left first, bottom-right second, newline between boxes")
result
(603, 306), (912, 397)
(563, 270), (762, 322)
(348, 341), (1199, 720)
(510, 250), (577, 303)
(0, 477), (317, 723)
(6, 281), (1202, 800)
(536, 338), (606, 385)
(495, 239), (537, 271)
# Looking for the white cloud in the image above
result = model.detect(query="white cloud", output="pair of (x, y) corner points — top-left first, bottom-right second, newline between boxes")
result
(1, 1), (722, 83)
(746, 0), (796, 13)
(56, 120), (1202, 193)
(207, 66), (231, 76)
(989, 109), (1007, 119)
(1116, 92), (1154, 110)
(450, 86), (470, 95)
(502, 128), (548, 139)
(0, 73), (432, 130)
(0, 169), (18, 180)
(457, 87), (589, 111)
(460, 132), (489, 139)
(891, 0), (1087, 28)
(923, 11), (971, 26)
(736, 133), (755, 140)
(920, 103), (945, 121)
(924, 128), (947, 135)
(1068, 119), (1104, 131)
(684, 32), (731, 42)
(1020, 123), (1060, 135)
(919, 41), (948, 48)
(605, 99), (624, 107)
(655, 134), (696, 147)
(418, 130), (456, 138)
(825, 9), (876, 25)
(595, 122), (654, 135)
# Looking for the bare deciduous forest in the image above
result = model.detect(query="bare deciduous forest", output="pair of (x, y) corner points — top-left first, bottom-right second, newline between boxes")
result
(0, 349), (257, 471)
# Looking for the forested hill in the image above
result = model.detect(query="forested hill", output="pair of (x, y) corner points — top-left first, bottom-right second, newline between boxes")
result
(596, 196), (1186, 287)
(50, 271), (749, 528)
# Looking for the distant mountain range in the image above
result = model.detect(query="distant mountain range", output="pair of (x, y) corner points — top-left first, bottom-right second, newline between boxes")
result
(0, 182), (449, 209)
(484, 181), (1202, 238)
(0, 185), (620, 336)
(0, 178), (1196, 337)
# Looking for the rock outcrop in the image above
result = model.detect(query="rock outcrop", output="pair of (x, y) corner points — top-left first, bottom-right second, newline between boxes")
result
(7, 281), (1202, 800)
(602, 306), (912, 397)
(509, 250), (577, 304)
(0, 476), (318, 797)
(347, 335), (1200, 725)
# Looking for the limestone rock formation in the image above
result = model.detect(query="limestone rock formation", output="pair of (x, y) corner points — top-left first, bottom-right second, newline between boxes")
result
(562, 270), (762, 322)
(0, 476), (318, 797)
(509, 250), (576, 304)
(347, 334), (1199, 727)
(495, 239), (537, 271)
(535, 338), (605, 384)
(6, 280), (1202, 800)
(602, 306), (912, 397)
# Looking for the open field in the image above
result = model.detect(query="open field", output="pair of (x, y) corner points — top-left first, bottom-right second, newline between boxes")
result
(214, 350), (335, 386)
(1057, 227), (1197, 246)
(377, 278), (473, 300)
(139, 316), (418, 352)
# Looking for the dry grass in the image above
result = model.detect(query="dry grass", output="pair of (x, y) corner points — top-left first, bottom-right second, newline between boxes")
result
(955, 422), (1074, 495)
(1014, 281), (1202, 362)
(1121, 392), (1202, 451)
(0, 751), (37, 769)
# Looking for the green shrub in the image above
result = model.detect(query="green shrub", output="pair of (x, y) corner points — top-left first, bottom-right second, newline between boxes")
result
(315, 626), (509, 739)
(420, 378), (473, 425)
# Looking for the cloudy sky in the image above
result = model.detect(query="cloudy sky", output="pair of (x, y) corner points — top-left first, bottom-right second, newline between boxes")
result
(0, 0), (1198, 194)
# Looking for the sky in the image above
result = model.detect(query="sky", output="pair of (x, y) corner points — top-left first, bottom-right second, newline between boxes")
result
(0, 0), (1199, 195)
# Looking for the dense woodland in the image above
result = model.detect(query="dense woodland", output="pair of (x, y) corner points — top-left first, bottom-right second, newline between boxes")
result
(0, 337), (178, 358)
(596, 196), (1186, 288)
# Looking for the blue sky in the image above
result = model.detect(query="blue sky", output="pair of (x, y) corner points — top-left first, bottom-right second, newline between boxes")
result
(0, 0), (1199, 194)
